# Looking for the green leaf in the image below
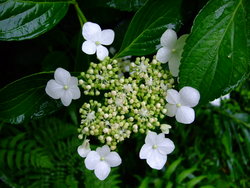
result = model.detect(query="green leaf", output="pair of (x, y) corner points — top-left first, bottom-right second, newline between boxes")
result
(176, 167), (196, 184)
(179, 0), (249, 104)
(106, 0), (147, 11)
(115, 0), (182, 57)
(0, 0), (70, 41)
(187, 176), (207, 188)
(0, 72), (62, 124)
(164, 157), (183, 180)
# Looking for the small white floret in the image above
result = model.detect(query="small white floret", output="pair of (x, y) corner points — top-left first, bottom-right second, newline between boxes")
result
(165, 86), (200, 124)
(84, 145), (122, 180)
(156, 29), (188, 77)
(82, 22), (115, 61)
(45, 68), (81, 106)
(77, 139), (91, 158)
(139, 131), (175, 170)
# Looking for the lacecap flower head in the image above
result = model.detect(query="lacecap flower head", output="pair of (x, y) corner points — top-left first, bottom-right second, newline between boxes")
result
(45, 68), (81, 106)
(166, 86), (200, 124)
(82, 22), (115, 61)
(156, 29), (188, 77)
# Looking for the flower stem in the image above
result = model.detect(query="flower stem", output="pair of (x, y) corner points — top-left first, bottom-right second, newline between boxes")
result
(72, 0), (87, 27)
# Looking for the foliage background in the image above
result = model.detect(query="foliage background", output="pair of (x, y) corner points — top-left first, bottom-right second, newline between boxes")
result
(0, 0), (250, 187)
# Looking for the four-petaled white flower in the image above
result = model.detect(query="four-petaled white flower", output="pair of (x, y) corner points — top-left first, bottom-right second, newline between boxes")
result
(45, 68), (81, 106)
(166, 86), (200, 124)
(85, 145), (122, 180)
(139, 131), (175, 170)
(156, 29), (188, 77)
(77, 139), (91, 158)
(82, 22), (115, 61)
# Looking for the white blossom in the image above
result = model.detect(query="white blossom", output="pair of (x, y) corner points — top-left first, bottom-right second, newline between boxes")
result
(156, 29), (188, 77)
(85, 145), (122, 180)
(82, 22), (115, 61)
(139, 131), (175, 170)
(77, 139), (91, 158)
(166, 86), (200, 124)
(45, 68), (81, 106)
(160, 124), (172, 134)
(210, 93), (230, 106)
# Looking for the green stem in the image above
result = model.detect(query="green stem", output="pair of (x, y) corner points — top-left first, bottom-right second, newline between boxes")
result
(73, 1), (87, 27)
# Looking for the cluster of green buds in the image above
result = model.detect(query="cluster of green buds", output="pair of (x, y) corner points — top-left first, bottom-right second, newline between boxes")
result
(78, 56), (175, 150)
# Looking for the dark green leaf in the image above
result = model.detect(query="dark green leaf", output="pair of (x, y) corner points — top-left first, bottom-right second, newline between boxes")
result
(0, 72), (62, 124)
(0, 0), (70, 41)
(179, 0), (249, 104)
(115, 0), (182, 57)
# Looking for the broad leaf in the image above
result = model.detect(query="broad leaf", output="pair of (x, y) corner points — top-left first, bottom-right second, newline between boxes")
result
(115, 0), (182, 57)
(179, 0), (249, 104)
(0, 0), (69, 41)
(0, 73), (62, 124)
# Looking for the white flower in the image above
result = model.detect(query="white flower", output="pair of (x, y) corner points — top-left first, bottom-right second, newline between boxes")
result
(210, 93), (230, 106)
(77, 139), (91, 158)
(45, 68), (81, 106)
(82, 22), (115, 61)
(85, 145), (122, 180)
(139, 131), (175, 170)
(160, 124), (172, 134)
(166, 86), (200, 124)
(156, 29), (188, 77)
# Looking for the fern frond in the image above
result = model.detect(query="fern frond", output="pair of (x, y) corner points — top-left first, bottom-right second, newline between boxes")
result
(0, 133), (53, 170)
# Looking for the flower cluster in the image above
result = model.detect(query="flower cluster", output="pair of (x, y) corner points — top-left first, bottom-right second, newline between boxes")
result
(45, 23), (201, 181)
(78, 56), (174, 150)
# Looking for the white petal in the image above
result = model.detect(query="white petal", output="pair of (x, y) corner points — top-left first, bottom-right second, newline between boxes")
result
(54, 68), (71, 85)
(85, 151), (100, 170)
(94, 161), (110, 181)
(139, 144), (152, 159)
(179, 87), (200, 107)
(155, 133), (165, 144)
(68, 77), (81, 99)
(82, 41), (97, 55)
(96, 145), (110, 157)
(156, 47), (171, 63)
(176, 106), (195, 124)
(77, 145), (91, 158)
(146, 149), (167, 170)
(96, 45), (109, 60)
(160, 29), (177, 49)
(165, 103), (177, 117)
(176, 34), (188, 51)
(45, 80), (64, 99)
(60, 91), (73, 106)
(166, 89), (180, 104)
(168, 55), (180, 77)
(68, 77), (78, 86)
(145, 131), (157, 145)
(105, 152), (122, 167)
(69, 87), (81, 100)
(82, 22), (101, 41)
(100, 29), (115, 45)
(157, 138), (175, 155)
